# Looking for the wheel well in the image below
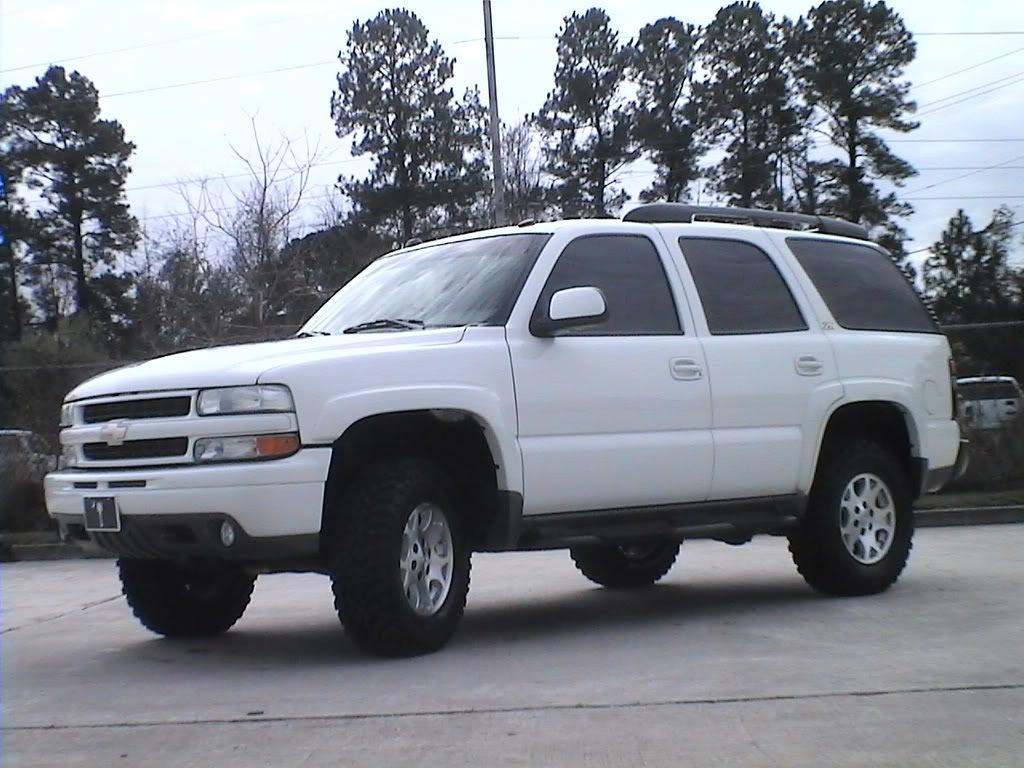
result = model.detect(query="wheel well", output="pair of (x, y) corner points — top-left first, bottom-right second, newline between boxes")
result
(817, 401), (920, 495)
(322, 410), (501, 550)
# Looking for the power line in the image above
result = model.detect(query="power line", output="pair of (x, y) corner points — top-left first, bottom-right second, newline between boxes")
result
(2, 26), (1021, 77)
(20, 158), (362, 215)
(0, 0), (388, 73)
(911, 46), (1024, 90)
(915, 166), (1024, 170)
(122, 157), (364, 193)
(903, 153), (1024, 196)
(91, 37), (543, 100)
(905, 194), (1024, 200)
(0, 31), (253, 75)
(916, 69), (1024, 109)
(135, 190), (339, 223)
(123, 162), (1024, 194)
(913, 31), (1024, 36)
(886, 138), (1024, 142)
(101, 60), (335, 99)
(917, 73), (1024, 117)
(906, 219), (1024, 256)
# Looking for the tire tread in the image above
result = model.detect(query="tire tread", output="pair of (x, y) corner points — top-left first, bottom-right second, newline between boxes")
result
(789, 440), (913, 596)
(328, 459), (471, 657)
(570, 542), (679, 589)
(118, 559), (255, 638)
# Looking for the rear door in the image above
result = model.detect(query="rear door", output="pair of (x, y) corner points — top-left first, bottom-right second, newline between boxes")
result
(664, 229), (843, 500)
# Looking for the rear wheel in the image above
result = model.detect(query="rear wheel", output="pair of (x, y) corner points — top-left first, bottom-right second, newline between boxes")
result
(789, 440), (913, 596)
(570, 541), (680, 588)
(327, 459), (471, 657)
(118, 559), (256, 637)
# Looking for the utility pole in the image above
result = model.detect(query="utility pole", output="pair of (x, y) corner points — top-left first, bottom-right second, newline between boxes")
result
(482, 0), (507, 226)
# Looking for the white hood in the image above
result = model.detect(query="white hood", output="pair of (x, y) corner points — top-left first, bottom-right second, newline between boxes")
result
(66, 328), (466, 401)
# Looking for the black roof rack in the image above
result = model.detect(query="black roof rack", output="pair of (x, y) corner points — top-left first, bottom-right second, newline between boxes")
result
(622, 203), (870, 241)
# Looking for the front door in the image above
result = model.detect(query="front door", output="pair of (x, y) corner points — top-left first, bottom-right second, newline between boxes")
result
(507, 232), (714, 516)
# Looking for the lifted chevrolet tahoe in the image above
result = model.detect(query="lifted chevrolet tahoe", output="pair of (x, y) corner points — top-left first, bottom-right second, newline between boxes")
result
(45, 204), (965, 657)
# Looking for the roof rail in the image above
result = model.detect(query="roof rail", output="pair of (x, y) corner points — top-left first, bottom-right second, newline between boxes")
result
(622, 203), (870, 241)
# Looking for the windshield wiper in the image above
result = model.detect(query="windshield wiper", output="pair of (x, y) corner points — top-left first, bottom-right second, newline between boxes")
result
(342, 318), (425, 334)
(295, 330), (332, 338)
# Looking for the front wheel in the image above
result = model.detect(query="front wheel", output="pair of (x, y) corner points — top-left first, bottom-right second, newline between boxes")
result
(789, 440), (914, 596)
(118, 559), (256, 637)
(570, 541), (680, 588)
(328, 459), (471, 657)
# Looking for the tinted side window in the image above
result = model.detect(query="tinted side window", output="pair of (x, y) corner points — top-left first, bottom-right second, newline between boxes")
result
(787, 238), (938, 333)
(678, 238), (807, 335)
(535, 235), (682, 336)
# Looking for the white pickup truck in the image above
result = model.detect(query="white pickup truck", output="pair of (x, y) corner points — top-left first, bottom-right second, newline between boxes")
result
(46, 204), (965, 657)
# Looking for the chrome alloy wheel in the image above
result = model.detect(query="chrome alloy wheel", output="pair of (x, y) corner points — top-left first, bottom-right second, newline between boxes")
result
(839, 472), (896, 565)
(400, 503), (455, 616)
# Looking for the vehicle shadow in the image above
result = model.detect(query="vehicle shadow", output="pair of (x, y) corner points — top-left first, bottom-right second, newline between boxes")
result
(107, 576), (825, 669)
(458, 578), (819, 645)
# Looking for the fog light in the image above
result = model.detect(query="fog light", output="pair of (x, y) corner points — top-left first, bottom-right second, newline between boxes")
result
(220, 520), (237, 548)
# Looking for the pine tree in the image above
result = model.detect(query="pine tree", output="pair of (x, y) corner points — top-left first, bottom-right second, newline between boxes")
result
(792, 0), (917, 248)
(698, 2), (804, 209)
(330, 9), (488, 244)
(535, 8), (637, 217)
(923, 208), (1019, 324)
(0, 66), (138, 344)
(923, 207), (1023, 380)
(628, 17), (702, 203)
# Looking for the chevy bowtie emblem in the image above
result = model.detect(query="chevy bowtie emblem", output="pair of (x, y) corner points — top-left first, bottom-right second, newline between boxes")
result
(100, 422), (129, 446)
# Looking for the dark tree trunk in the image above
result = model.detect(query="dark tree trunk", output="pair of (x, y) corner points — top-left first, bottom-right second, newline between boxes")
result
(70, 203), (89, 316)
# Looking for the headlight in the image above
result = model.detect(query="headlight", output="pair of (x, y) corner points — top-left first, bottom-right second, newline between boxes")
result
(59, 403), (74, 427)
(193, 433), (300, 463)
(197, 385), (294, 416)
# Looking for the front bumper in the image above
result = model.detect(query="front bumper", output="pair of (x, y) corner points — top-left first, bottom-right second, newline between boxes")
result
(45, 447), (332, 559)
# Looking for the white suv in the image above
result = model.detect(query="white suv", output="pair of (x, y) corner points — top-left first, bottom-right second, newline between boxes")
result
(45, 204), (965, 657)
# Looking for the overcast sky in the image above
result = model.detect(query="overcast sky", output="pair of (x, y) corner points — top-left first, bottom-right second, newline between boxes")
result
(2, 0), (1023, 263)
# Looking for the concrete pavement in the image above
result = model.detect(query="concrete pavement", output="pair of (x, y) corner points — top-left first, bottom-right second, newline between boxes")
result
(2, 526), (1023, 766)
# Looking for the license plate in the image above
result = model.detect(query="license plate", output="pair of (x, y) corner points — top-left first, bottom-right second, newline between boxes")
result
(83, 497), (120, 531)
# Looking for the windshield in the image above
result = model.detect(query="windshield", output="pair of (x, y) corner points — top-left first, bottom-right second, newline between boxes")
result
(299, 233), (550, 335)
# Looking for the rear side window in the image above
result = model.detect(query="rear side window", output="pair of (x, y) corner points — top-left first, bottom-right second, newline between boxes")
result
(678, 238), (807, 335)
(535, 235), (682, 336)
(787, 238), (938, 333)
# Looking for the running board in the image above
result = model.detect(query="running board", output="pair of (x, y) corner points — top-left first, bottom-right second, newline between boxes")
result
(515, 495), (805, 551)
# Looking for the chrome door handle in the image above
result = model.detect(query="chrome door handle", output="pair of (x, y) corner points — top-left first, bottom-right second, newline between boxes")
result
(795, 355), (824, 376)
(670, 357), (703, 381)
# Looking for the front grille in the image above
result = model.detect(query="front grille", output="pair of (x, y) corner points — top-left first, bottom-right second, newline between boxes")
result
(83, 437), (189, 461)
(83, 397), (191, 424)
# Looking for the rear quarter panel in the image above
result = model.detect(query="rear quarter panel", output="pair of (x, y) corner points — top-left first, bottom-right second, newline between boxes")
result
(764, 231), (959, 487)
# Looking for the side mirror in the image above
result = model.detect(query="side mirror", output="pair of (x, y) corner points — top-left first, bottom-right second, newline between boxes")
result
(531, 286), (607, 337)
